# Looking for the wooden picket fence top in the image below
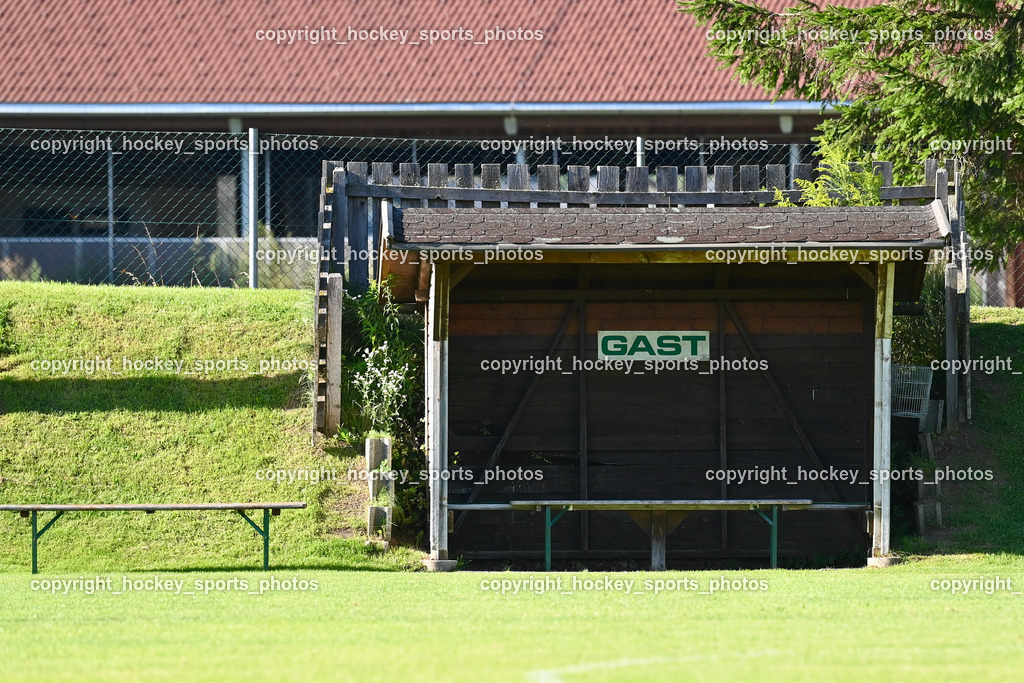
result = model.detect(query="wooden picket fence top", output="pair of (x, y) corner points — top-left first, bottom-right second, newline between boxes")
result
(324, 158), (957, 208)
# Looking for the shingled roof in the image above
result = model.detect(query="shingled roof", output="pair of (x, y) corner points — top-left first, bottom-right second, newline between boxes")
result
(0, 0), (871, 105)
(392, 205), (948, 250)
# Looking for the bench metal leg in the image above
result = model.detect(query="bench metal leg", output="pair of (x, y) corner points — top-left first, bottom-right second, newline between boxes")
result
(30, 510), (65, 574)
(753, 505), (779, 568)
(543, 506), (570, 571)
(237, 509), (271, 571)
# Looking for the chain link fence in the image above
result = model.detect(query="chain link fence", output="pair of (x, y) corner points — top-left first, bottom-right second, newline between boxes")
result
(972, 247), (1024, 307)
(0, 127), (920, 289)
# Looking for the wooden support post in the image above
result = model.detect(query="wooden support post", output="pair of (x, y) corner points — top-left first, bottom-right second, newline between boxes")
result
(426, 262), (450, 561)
(766, 165), (786, 193)
(313, 160), (342, 435)
(324, 273), (344, 436)
(945, 159), (957, 181)
(935, 168), (949, 214)
(329, 166), (347, 277)
(872, 261), (895, 558)
(345, 163), (370, 291)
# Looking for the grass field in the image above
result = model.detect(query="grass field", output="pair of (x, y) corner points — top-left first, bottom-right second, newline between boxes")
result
(3, 556), (1024, 681)
(3, 284), (1024, 680)
(0, 282), (418, 572)
(920, 307), (1024, 555)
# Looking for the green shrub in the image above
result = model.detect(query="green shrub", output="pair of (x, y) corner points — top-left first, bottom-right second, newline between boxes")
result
(774, 140), (882, 208)
(893, 263), (946, 367)
(340, 279), (426, 534)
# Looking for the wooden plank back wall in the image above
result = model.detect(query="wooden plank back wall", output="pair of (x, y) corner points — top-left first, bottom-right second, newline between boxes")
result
(447, 266), (873, 558)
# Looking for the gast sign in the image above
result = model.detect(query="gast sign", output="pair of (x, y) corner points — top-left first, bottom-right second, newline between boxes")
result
(598, 331), (711, 361)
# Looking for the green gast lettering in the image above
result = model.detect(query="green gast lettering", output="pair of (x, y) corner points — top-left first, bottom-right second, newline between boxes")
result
(600, 334), (628, 356)
(598, 331), (710, 361)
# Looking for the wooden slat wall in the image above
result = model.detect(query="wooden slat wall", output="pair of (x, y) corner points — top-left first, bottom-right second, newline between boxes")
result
(446, 262), (871, 559)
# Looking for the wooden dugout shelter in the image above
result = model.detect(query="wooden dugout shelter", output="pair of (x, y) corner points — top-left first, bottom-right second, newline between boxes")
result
(313, 160), (965, 568)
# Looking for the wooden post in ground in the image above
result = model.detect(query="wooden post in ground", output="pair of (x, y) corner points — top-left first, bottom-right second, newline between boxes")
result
(871, 261), (896, 562)
(366, 437), (393, 543)
(324, 273), (344, 436)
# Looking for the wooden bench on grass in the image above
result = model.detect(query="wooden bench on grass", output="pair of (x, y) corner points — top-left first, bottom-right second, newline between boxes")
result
(0, 503), (307, 574)
(450, 499), (870, 570)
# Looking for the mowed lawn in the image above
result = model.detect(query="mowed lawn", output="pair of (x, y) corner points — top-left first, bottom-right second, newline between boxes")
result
(0, 282), (419, 572)
(4, 288), (1024, 681)
(3, 556), (1024, 682)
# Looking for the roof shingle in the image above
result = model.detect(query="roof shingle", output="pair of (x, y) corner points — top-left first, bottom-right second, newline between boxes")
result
(394, 206), (945, 248)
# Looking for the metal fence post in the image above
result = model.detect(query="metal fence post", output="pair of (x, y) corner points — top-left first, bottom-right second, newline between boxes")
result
(247, 127), (259, 289)
(107, 147), (114, 284)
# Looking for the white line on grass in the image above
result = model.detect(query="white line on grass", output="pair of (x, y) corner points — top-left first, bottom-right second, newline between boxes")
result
(527, 650), (778, 682)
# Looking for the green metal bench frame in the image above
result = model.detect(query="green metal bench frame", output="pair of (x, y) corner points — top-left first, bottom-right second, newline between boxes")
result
(0, 503), (306, 574)
(451, 499), (870, 570)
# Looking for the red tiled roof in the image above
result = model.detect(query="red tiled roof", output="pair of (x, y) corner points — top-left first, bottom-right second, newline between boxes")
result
(0, 0), (827, 105)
